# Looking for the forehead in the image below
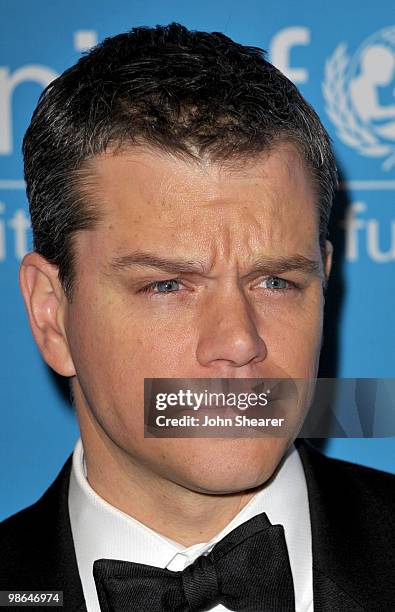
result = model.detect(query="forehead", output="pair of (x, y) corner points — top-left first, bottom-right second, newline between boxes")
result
(78, 143), (319, 261)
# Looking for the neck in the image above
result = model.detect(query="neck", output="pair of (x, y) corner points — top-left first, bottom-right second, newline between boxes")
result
(83, 439), (259, 547)
(77, 411), (262, 546)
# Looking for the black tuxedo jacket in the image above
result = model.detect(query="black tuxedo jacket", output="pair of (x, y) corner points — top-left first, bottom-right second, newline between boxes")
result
(1, 440), (394, 612)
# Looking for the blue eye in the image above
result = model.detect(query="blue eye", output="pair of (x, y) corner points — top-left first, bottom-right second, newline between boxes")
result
(261, 277), (290, 290)
(140, 279), (181, 294)
(155, 280), (180, 292)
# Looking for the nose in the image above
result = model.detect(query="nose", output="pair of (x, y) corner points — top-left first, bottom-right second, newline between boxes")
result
(196, 285), (267, 372)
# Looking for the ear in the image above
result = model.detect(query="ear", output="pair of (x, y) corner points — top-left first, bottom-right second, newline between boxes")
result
(324, 240), (333, 282)
(19, 252), (76, 377)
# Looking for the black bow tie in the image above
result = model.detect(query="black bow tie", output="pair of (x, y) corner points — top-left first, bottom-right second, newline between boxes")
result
(93, 512), (295, 611)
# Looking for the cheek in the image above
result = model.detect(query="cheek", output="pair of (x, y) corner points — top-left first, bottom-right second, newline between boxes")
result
(67, 286), (195, 423)
(263, 291), (324, 378)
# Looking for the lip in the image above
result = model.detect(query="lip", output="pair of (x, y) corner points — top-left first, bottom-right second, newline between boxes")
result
(250, 379), (283, 399)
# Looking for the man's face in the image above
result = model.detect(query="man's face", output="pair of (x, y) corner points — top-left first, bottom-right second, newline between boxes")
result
(61, 143), (331, 493)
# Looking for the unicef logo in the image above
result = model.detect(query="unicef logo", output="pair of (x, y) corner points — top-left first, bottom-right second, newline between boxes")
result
(323, 26), (395, 171)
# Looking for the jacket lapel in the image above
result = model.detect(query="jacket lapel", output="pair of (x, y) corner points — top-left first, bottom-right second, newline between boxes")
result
(296, 439), (392, 611)
(43, 454), (87, 610)
(312, 569), (366, 611)
(7, 454), (87, 611)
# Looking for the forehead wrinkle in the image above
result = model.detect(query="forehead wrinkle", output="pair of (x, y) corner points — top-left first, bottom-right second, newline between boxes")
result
(77, 146), (321, 279)
(79, 144), (315, 227)
(245, 254), (322, 278)
(107, 250), (322, 279)
(109, 250), (212, 275)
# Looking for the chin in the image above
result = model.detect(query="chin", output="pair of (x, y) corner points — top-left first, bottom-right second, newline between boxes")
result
(165, 436), (292, 495)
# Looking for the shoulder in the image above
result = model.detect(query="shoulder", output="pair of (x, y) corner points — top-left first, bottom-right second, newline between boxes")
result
(297, 439), (395, 564)
(0, 456), (73, 588)
(0, 455), (72, 538)
(296, 440), (395, 608)
(297, 439), (395, 510)
(0, 454), (85, 608)
(1, 493), (53, 559)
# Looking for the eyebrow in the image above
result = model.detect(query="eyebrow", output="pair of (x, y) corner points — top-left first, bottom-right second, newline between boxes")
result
(109, 250), (322, 278)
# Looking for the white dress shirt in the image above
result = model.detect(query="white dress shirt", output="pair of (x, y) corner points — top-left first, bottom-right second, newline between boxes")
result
(68, 438), (313, 611)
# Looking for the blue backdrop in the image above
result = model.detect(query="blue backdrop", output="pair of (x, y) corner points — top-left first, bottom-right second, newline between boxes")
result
(1, 0), (394, 521)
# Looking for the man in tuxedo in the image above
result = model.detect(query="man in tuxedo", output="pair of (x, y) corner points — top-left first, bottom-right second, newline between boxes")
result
(1, 23), (394, 612)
